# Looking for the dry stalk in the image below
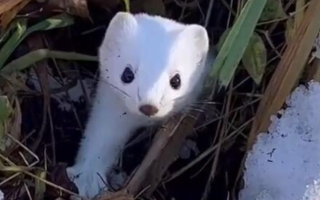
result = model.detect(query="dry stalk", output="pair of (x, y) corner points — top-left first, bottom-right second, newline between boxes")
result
(247, 0), (320, 149)
(125, 113), (201, 197)
(233, 0), (320, 194)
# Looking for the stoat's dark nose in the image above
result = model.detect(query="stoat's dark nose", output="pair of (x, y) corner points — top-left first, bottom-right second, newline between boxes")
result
(139, 104), (158, 116)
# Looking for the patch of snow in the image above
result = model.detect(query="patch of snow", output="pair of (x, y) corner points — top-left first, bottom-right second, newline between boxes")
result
(239, 81), (320, 200)
(28, 72), (95, 111)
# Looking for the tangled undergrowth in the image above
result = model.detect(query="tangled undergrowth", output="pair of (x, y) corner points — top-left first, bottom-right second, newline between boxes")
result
(0, 0), (319, 200)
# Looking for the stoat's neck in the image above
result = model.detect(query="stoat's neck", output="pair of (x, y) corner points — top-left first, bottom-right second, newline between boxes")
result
(74, 81), (142, 172)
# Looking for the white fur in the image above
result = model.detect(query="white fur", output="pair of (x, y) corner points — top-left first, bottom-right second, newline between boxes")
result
(67, 12), (210, 199)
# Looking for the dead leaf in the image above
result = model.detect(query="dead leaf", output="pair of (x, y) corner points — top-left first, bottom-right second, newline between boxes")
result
(0, 0), (31, 29)
(242, 32), (267, 85)
(2, 72), (34, 93)
(0, 0), (28, 14)
(44, 0), (90, 18)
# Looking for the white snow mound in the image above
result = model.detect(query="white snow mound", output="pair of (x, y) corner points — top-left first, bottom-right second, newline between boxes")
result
(239, 81), (320, 200)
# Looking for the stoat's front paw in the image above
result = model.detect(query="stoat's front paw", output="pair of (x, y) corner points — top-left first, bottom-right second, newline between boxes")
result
(67, 166), (108, 199)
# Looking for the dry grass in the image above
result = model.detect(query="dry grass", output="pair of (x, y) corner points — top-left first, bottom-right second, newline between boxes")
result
(0, 0), (319, 200)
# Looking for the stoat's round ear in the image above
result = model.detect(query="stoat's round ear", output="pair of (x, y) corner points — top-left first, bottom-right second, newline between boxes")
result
(178, 24), (209, 54)
(102, 12), (138, 46)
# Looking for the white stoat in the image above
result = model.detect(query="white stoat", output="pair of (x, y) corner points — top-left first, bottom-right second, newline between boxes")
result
(66, 12), (211, 199)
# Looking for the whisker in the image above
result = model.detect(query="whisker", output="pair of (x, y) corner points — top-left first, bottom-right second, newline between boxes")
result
(172, 95), (187, 102)
(192, 101), (218, 105)
(107, 82), (130, 97)
(182, 107), (205, 113)
(188, 103), (215, 110)
(162, 95), (188, 107)
(188, 107), (205, 113)
(73, 73), (131, 98)
(185, 102), (214, 110)
(180, 109), (200, 119)
(169, 95), (218, 105)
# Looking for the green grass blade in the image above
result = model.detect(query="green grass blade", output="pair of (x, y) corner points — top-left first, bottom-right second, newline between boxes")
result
(0, 96), (11, 122)
(0, 96), (12, 151)
(0, 13), (74, 69)
(0, 19), (27, 69)
(207, 0), (268, 90)
(1, 49), (98, 74)
(0, 19), (22, 47)
(122, 0), (130, 12)
(24, 13), (74, 34)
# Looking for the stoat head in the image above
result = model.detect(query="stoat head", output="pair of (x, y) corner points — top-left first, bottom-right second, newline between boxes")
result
(99, 12), (209, 120)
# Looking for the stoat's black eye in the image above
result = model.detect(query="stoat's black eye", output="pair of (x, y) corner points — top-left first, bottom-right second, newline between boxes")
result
(121, 66), (135, 83)
(170, 74), (181, 89)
